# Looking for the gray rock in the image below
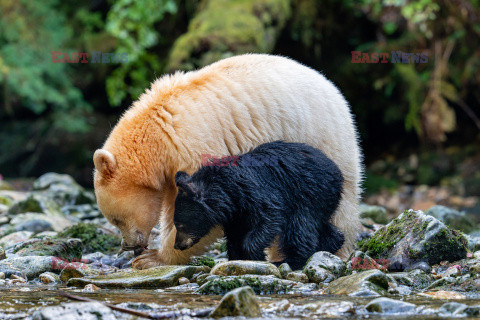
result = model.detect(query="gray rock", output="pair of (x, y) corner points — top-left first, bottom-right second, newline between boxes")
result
(32, 302), (116, 320)
(325, 269), (389, 297)
(405, 261), (431, 274)
(12, 238), (82, 261)
(366, 297), (416, 313)
(33, 173), (95, 206)
(425, 205), (477, 233)
(439, 302), (470, 316)
(466, 234), (480, 252)
(0, 256), (57, 279)
(60, 264), (107, 282)
(210, 286), (261, 318)
(14, 219), (53, 233)
(199, 274), (318, 295)
(211, 260), (281, 278)
(10, 213), (73, 232)
(278, 263), (292, 278)
(67, 266), (210, 289)
(303, 251), (345, 283)
(359, 210), (468, 271)
(286, 271), (309, 283)
(0, 231), (33, 249)
(39, 272), (60, 284)
(7, 194), (62, 216)
(0, 246), (5, 260)
(359, 204), (389, 224)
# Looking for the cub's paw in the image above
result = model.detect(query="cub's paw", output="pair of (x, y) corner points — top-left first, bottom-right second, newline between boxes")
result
(132, 249), (164, 269)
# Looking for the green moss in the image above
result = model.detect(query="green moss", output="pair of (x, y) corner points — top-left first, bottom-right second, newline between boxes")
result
(57, 223), (121, 254)
(167, 0), (291, 70)
(189, 256), (216, 268)
(13, 238), (82, 260)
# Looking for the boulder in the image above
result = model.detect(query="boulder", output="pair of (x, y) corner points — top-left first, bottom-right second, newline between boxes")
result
(0, 256), (57, 279)
(7, 194), (62, 216)
(199, 274), (318, 295)
(67, 266), (210, 289)
(324, 269), (389, 297)
(210, 286), (261, 318)
(211, 260), (281, 278)
(358, 210), (468, 271)
(303, 251), (345, 283)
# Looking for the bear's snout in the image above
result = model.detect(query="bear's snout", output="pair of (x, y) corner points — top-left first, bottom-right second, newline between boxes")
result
(174, 231), (194, 250)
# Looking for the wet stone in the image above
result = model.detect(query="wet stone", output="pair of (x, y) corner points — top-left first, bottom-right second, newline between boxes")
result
(0, 256), (57, 279)
(286, 272), (309, 283)
(366, 297), (416, 314)
(325, 269), (389, 297)
(67, 265), (210, 289)
(198, 274), (318, 295)
(211, 260), (281, 278)
(210, 286), (261, 318)
(39, 272), (60, 284)
(278, 263), (292, 278)
(303, 251), (345, 283)
(32, 302), (116, 320)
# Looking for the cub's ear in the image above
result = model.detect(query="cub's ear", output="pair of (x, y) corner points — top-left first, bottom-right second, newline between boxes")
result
(175, 171), (196, 196)
(93, 149), (117, 176)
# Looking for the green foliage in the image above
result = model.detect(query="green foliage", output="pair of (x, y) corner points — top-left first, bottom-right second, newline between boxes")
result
(0, 0), (90, 132)
(105, 0), (177, 105)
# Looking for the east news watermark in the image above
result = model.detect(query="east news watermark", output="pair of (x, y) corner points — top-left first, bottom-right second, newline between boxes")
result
(51, 51), (128, 64)
(351, 51), (429, 64)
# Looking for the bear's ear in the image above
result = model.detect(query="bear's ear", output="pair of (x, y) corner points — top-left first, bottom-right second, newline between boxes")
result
(93, 149), (117, 177)
(175, 171), (197, 196)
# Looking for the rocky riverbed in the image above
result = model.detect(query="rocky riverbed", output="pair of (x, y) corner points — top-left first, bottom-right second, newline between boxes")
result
(1, 173), (480, 319)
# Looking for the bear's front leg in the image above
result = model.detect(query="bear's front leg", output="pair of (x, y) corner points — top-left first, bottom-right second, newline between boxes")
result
(133, 222), (224, 269)
(240, 224), (279, 261)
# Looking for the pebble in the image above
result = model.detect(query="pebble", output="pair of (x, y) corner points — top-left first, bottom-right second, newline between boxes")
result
(0, 272), (5, 279)
(83, 284), (101, 292)
(178, 277), (190, 285)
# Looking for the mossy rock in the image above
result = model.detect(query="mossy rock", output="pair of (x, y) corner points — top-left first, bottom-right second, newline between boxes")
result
(198, 274), (317, 295)
(57, 223), (121, 254)
(188, 256), (216, 268)
(12, 238), (82, 261)
(358, 210), (468, 270)
(167, 0), (291, 71)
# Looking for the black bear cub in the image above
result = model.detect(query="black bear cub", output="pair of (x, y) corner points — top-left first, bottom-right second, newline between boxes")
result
(173, 141), (344, 270)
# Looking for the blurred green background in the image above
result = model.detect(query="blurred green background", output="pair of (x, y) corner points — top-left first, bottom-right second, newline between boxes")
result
(0, 0), (479, 195)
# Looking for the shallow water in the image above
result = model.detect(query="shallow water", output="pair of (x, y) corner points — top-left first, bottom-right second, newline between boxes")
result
(2, 285), (480, 319)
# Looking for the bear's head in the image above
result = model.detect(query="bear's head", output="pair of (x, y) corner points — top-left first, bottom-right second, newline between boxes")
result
(173, 171), (215, 250)
(93, 149), (168, 255)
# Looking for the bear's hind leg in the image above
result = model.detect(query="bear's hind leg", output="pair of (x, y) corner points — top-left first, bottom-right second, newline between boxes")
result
(281, 216), (319, 270)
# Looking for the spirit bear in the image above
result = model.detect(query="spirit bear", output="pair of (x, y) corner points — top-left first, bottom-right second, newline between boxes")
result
(173, 141), (345, 270)
(93, 54), (362, 269)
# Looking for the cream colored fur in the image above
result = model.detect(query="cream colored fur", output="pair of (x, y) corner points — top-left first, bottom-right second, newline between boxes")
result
(94, 54), (362, 269)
